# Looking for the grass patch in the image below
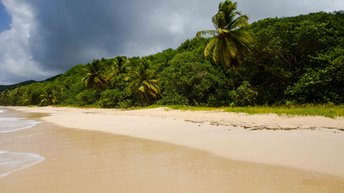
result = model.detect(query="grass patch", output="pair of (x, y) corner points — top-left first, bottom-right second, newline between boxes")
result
(224, 105), (344, 118)
(158, 105), (226, 111)
(150, 104), (344, 118)
(37, 104), (344, 118)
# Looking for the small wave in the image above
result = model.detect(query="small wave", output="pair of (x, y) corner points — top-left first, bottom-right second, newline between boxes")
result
(0, 151), (45, 177)
(0, 117), (40, 133)
(0, 109), (5, 113)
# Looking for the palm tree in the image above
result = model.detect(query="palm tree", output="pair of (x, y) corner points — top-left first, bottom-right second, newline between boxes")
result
(197, 0), (252, 68)
(40, 89), (59, 106)
(115, 56), (130, 74)
(106, 56), (130, 85)
(82, 60), (107, 89)
(127, 59), (160, 106)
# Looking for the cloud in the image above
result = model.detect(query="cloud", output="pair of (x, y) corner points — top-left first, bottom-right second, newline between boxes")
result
(27, 0), (220, 69)
(0, 0), (51, 84)
(0, 1), (11, 31)
(120, 0), (220, 56)
(238, 0), (344, 21)
(0, 0), (343, 84)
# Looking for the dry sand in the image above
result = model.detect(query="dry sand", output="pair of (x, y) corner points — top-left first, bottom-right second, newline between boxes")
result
(9, 106), (344, 179)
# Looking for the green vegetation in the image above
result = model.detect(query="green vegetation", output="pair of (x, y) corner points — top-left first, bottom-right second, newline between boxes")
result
(121, 104), (344, 118)
(197, 0), (252, 68)
(0, 0), (343, 116)
(0, 80), (36, 92)
(224, 105), (344, 118)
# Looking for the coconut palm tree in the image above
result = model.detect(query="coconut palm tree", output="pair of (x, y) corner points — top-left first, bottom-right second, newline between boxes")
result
(127, 59), (160, 106)
(106, 56), (130, 84)
(40, 89), (59, 106)
(82, 60), (107, 89)
(197, 0), (253, 68)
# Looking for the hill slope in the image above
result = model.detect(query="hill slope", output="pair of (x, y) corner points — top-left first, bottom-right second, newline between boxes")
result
(1, 11), (343, 107)
(0, 80), (37, 92)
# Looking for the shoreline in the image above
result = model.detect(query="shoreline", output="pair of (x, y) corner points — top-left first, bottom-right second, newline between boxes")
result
(7, 106), (344, 178)
(0, 151), (45, 177)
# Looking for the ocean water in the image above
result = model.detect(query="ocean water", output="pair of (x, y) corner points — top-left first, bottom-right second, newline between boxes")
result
(0, 109), (45, 177)
(0, 151), (45, 177)
(0, 109), (39, 133)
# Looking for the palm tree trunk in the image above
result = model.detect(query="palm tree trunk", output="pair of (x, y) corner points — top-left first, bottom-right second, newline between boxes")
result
(232, 66), (245, 81)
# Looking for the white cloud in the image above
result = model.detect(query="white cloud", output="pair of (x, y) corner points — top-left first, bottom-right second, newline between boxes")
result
(239, 0), (344, 21)
(0, 0), (51, 84)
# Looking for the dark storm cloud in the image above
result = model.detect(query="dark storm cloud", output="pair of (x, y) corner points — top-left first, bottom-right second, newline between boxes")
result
(29, 0), (135, 71)
(1, 0), (343, 84)
(28, 0), (220, 73)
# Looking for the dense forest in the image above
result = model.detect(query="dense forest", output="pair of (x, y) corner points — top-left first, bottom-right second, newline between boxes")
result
(0, 10), (343, 108)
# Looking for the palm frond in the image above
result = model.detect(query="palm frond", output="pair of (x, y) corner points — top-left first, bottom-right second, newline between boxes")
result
(201, 0), (253, 67)
(232, 30), (253, 49)
(225, 37), (238, 58)
(204, 38), (218, 58)
(230, 15), (249, 30)
(213, 38), (224, 65)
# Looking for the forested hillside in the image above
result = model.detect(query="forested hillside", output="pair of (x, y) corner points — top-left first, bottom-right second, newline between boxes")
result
(0, 80), (37, 92)
(1, 11), (343, 107)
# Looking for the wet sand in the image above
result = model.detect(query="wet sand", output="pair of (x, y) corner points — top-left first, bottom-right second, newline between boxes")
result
(9, 106), (344, 178)
(0, 109), (344, 192)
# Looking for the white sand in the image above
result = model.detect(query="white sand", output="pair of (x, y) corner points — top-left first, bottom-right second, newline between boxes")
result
(9, 106), (344, 178)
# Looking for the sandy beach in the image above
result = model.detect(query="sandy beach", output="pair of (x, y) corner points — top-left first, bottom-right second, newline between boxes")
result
(1, 106), (344, 192)
(7, 106), (344, 179)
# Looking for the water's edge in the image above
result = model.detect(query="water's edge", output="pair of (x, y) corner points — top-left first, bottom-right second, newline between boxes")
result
(0, 108), (45, 177)
(0, 151), (45, 177)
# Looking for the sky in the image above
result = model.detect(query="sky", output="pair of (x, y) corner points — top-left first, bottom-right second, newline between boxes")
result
(0, 0), (343, 85)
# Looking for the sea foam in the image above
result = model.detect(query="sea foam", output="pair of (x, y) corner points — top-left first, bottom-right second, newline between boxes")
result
(0, 117), (39, 133)
(0, 151), (45, 177)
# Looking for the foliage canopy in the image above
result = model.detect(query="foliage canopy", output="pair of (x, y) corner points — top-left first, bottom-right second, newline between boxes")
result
(1, 8), (343, 107)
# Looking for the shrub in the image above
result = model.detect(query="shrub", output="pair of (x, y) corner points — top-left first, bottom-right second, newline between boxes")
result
(229, 81), (257, 106)
(75, 89), (100, 105)
(98, 89), (129, 108)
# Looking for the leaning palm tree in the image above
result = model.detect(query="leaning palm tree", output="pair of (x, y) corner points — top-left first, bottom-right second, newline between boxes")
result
(197, 0), (253, 68)
(127, 59), (160, 106)
(82, 60), (107, 89)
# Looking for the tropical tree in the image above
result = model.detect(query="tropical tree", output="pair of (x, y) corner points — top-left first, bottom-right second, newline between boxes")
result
(115, 56), (130, 74)
(0, 91), (9, 105)
(7, 88), (23, 105)
(106, 56), (130, 87)
(197, 0), (253, 68)
(82, 60), (107, 89)
(40, 89), (59, 106)
(127, 59), (160, 106)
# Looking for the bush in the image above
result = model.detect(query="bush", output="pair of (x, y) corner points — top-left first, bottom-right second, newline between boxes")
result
(286, 48), (344, 104)
(98, 89), (129, 108)
(75, 89), (100, 105)
(160, 51), (230, 106)
(157, 92), (189, 105)
(229, 81), (257, 106)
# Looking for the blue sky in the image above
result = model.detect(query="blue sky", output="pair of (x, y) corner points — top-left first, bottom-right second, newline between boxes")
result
(0, 0), (344, 85)
(0, 2), (10, 32)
